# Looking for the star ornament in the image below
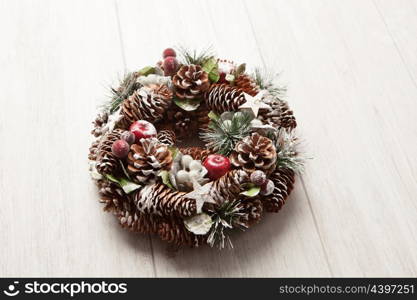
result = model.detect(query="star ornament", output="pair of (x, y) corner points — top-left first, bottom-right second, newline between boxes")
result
(238, 90), (271, 117)
(185, 180), (216, 213)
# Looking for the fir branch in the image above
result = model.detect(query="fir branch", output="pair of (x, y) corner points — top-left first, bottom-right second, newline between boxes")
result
(271, 129), (306, 173)
(104, 72), (140, 113)
(177, 46), (215, 66)
(200, 112), (253, 156)
(207, 200), (246, 249)
(253, 68), (286, 99)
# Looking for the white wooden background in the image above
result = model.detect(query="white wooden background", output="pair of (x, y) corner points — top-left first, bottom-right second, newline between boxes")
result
(1, 0), (416, 277)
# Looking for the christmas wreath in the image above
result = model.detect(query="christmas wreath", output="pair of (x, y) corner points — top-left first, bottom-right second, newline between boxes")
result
(89, 48), (305, 249)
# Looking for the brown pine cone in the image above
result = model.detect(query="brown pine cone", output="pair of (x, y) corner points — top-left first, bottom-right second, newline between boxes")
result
(262, 168), (295, 212)
(278, 101), (297, 130)
(134, 183), (197, 217)
(234, 74), (259, 96)
(95, 129), (124, 175)
(88, 140), (100, 161)
(238, 198), (263, 227)
(96, 179), (126, 212)
(165, 105), (192, 138)
(172, 64), (210, 99)
(127, 138), (173, 183)
(91, 112), (109, 138)
(117, 202), (160, 234)
(231, 133), (277, 175)
(204, 84), (246, 113)
(119, 85), (172, 128)
(157, 216), (206, 247)
(157, 129), (176, 146)
(194, 102), (211, 130)
(209, 170), (249, 204)
(179, 147), (213, 161)
(258, 97), (297, 130)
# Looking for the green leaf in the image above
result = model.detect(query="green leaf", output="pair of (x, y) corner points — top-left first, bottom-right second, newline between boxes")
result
(168, 146), (179, 159)
(105, 174), (141, 194)
(184, 213), (213, 235)
(202, 57), (217, 73)
(208, 68), (220, 83)
(174, 97), (201, 111)
(240, 184), (261, 197)
(119, 178), (141, 194)
(208, 111), (220, 121)
(138, 66), (155, 76)
(159, 170), (175, 190)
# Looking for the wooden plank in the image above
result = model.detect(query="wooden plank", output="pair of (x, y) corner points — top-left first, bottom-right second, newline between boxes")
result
(0, 0), (154, 277)
(245, 0), (417, 276)
(116, 0), (330, 277)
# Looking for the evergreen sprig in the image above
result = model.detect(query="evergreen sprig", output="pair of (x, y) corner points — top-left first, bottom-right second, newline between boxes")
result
(200, 112), (253, 156)
(271, 129), (306, 173)
(177, 46), (215, 66)
(207, 200), (246, 249)
(253, 68), (286, 99)
(104, 72), (139, 113)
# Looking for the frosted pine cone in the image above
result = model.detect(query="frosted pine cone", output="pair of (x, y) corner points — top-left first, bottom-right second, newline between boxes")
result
(238, 198), (263, 227)
(172, 64), (210, 99)
(134, 183), (197, 217)
(204, 84), (246, 113)
(157, 129), (176, 146)
(127, 138), (173, 183)
(97, 179), (126, 212)
(119, 85), (172, 127)
(179, 147), (213, 162)
(234, 74), (259, 96)
(262, 167), (295, 212)
(95, 129), (124, 175)
(91, 112), (109, 138)
(157, 216), (206, 247)
(231, 133), (277, 175)
(209, 170), (249, 204)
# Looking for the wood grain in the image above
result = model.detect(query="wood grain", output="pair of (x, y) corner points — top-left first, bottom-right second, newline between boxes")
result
(0, 0), (416, 277)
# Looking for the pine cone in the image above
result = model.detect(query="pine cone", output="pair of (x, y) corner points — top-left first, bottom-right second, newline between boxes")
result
(278, 101), (297, 130)
(179, 147), (213, 162)
(258, 97), (296, 130)
(117, 202), (160, 234)
(172, 64), (210, 99)
(204, 84), (246, 113)
(97, 179), (126, 212)
(262, 167), (295, 212)
(91, 112), (109, 137)
(88, 140), (100, 161)
(194, 102), (211, 130)
(95, 129), (124, 175)
(231, 133), (277, 175)
(235, 74), (259, 96)
(238, 198), (263, 227)
(157, 129), (176, 146)
(157, 216), (206, 247)
(127, 138), (173, 183)
(134, 183), (197, 217)
(209, 170), (249, 204)
(165, 105), (192, 138)
(119, 85), (172, 128)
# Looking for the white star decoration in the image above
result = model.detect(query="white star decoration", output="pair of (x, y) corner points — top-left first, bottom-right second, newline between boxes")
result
(238, 90), (271, 117)
(185, 180), (216, 213)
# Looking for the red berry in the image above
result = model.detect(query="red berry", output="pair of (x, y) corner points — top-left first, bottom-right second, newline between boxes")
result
(120, 131), (136, 145)
(163, 56), (179, 76)
(129, 120), (157, 142)
(162, 48), (176, 59)
(112, 139), (130, 158)
(203, 154), (231, 180)
(250, 170), (267, 186)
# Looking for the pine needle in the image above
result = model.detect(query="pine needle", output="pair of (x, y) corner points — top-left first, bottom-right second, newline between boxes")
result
(271, 129), (306, 173)
(253, 68), (286, 99)
(104, 72), (139, 113)
(177, 46), (215, 66)
(200, 112), (253, 155)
